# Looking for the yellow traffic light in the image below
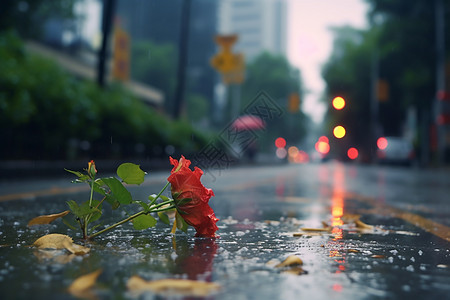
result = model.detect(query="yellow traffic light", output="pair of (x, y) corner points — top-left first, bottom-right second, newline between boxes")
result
(288, 93), (300, 113)
(333, 125), (346, 139)
(332, 97), (345, 110)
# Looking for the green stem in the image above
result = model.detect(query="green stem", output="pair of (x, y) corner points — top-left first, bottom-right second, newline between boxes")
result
(88, 181), (172, 239)
(83, 180), (96, 236)
(150, 199), (174, 210)
(89, 210), (146, 239)
(149, 181), (170, 207)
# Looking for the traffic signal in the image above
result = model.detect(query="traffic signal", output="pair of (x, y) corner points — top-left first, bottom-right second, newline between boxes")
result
(333, 125), (346, 139)
(332, 96), (345, 110)
(288, 93), (300, 113)
(347, 147), (359, 160)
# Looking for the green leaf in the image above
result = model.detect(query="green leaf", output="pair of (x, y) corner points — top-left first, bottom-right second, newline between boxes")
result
(67, 200), (102, 220)
(157, 211), (170, 225)
(117, 163), (146, 185)
(175, 211), (189, 233)
(61, 217), (78, 230)
(93, 180), (107, 196)
(102, 177), (132, 204)
(65, 169), (89, 182)
(134, 200), (149, 212)
(132, 214), (157, 230)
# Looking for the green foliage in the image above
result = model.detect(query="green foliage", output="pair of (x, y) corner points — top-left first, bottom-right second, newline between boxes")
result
(130, 40), (177, 112)
(322, 0), (450, 158)
(101, 177), (133, 205)
(0, 0), (79, 38)
(0, 31), (206, 160)
(117, 163), (146, 185)
(132, 214), (157, 230)
(240, 52), (308, 150)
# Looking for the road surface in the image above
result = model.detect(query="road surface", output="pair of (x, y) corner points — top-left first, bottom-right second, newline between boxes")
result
(0, 161), (449, 299)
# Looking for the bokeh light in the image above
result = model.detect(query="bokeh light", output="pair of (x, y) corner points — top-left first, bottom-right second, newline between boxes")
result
(275, 137), (286, 148)
(347, 147), (358, 160)
(377, 137), (388, 150)
(333, 126), (346, 139)
(332, 96), (345, 110)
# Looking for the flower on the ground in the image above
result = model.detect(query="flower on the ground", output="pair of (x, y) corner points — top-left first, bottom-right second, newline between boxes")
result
(167, 156), (218, 237)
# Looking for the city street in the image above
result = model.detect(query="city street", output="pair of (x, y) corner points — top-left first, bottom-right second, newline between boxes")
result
(0, 161), (449, 299)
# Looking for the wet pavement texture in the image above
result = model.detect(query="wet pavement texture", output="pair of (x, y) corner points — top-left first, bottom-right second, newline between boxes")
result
(0, 161), (449, 299)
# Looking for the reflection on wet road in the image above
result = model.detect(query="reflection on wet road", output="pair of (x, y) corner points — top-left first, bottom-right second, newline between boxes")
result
(0, 161), (449, 299)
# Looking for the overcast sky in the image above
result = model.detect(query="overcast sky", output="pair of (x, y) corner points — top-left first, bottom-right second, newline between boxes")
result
(287, 0), (369, 123)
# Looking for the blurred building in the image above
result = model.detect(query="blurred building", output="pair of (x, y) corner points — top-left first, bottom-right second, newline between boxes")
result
(218, 0), (287, 61)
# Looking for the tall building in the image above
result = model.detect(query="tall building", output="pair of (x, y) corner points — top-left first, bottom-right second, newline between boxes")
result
(218, 0), (287, 61)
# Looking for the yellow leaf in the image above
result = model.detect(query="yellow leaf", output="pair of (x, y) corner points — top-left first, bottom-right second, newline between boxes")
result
(282, 266), (308, 275)
(300, 227), (331, 232)
(33, 234), (73, 250)
(275, 255), (303, 268)
(127, 276), (221, 297)
(62, 239), (90, 255)
(33, 250), (76, 264)
(354, 219), (374, 229)
(68, 269), (102, 295)
(28, 210), (70, 226)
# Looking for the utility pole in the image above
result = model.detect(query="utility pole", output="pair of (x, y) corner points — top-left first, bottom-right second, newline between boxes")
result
(173, 0), (192, 119)
(435, 0), (446, 164)
(97, 0), (117, 88)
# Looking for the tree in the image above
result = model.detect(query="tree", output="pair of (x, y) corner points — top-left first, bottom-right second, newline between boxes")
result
(239, 52), (308, 151)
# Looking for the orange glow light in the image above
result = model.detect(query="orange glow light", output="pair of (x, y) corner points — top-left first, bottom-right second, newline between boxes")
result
(332, 97), (346, 110)
(315, 141), (330, 154)
(318, 136), (329, 143)
(275, 137), (286, 148)
(377, 137), (388, 150)
(347, 147), (359, 160)
(333, 126), (346, 139)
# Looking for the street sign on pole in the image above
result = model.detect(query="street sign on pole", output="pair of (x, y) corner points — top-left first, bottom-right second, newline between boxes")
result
(210, 34), (245, 84)
(112, 25), (130, 81)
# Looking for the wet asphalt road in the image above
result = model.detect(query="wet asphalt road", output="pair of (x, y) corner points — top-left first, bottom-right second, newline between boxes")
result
(0, 161), (449, 299)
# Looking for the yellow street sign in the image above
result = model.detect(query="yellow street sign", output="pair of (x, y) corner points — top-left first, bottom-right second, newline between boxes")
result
(210, 34), (245, 84)
(112, 26), (130, 81)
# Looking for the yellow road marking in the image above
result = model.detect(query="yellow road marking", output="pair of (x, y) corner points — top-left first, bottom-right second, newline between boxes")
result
(0, 185), (89, 202)
(346, 192), (450, 242)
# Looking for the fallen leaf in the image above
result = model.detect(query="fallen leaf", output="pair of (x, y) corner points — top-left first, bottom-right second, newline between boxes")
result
(371, 254), (386, 259)
(275, 255), (303, 268)
(293, 232), (323, 237)
(300, 227), (331, 232)
(341, 214), (361, 223)
(62, 239), (90, 255)
(282, 266), (308, 275)
(33, 250), (76, 264)
(127, 276), (221, 297)
(354, 219), (374, 229)
(68, 269), (102, 295)
(33, 234), (89, 255)
(348, 249), (360, 253)
(28, 210), (70, 226)
(33, 234), (73, 250)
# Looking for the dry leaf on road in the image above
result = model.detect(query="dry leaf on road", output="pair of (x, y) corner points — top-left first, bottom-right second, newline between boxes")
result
(33, 234), (73, 250)
(127, 276), (221, 297)
(28, 210), (70, 226)
(33, 233), (90, 255)
(68, 269), (102, 297)
(275, 255), (303, 268)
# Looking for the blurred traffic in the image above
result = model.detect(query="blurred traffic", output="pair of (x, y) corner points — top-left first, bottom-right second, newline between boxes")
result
(1, 0), (449, 169)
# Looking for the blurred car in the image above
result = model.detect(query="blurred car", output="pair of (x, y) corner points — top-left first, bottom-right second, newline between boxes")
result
(376, 136), (415, 166)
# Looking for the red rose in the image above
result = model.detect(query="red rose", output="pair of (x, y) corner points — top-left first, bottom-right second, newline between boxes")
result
(167, 156), (218, 237)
